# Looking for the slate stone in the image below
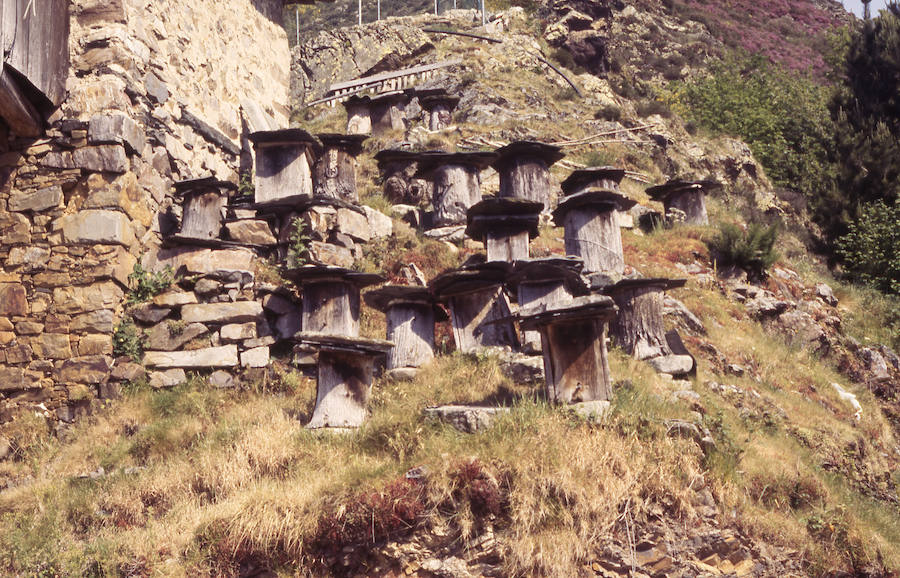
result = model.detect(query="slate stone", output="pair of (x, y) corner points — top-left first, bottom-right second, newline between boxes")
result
(58, 209), (135, 246)
(145, 322), (208, 351)
(8, 185), (63, 212)
(144, 345), (239, 368)
(181, 302), (263, 324)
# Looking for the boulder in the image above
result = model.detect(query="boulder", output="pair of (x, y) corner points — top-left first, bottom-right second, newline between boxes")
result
(424, 225), (466, 242)
(152, 290), (198, 307)
(144, 345), (239, 368)
(208, 370), (235, 389)
(262, 294), (295, 315)
(815, 283), (838, 306)
(131, 303), (171, 324)
(58, 209), (136, 246)
(860, 348), (891, 382)
(181, 302), (263, 324)
(363, 205), (393, 239)
(308, 241), (354, 268)
(646, 354), (694, 376)
(149, 368), (186, 389)
(746, 292), (790, 318)
(335, 207), (370, 242)
(145, 322), (208, 351)
(8, 185), (63, 212)
(275, 311), (302, 340)
(110, 362), (145, 382)
(224, 220), (277, 245)
(424, 405), (511, 433)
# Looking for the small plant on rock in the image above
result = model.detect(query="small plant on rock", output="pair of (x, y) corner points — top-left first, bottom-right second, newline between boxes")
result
(708, 222), (778, 281)
(113, 319), (144, 361)
(127, 263), (174, 304)
(286, 217), (312, 268)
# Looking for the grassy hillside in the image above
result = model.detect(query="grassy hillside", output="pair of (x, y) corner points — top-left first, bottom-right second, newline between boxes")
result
(2, 5), (897, 577)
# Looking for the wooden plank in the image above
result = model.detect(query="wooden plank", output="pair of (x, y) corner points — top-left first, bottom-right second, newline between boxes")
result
(328, 59), (462, 92)
(1, 0), (68, 106)
(181, 191), (225, 240)
(432, 164), (482, 227)
(314, 146), (359, 202)
(0, 65), (41, 136)
(254, 143), (315, 205)
(542, 319), (612, 403)
(422, 28), (503, 43)
(448, 286), (518, 353)
(498, 157), (552, 210)
(485, 229), (529, 263)
(518, 280), (571, 354)
(609, 285), (669, 360)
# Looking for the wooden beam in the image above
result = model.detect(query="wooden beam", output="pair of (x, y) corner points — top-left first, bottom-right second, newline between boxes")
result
(0, 66), (42, 137)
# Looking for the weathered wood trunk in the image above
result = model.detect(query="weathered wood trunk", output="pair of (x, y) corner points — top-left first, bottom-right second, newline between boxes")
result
(345, 102), (372, 135)
(428, 104), (453, 131)
(307, 350), (373, 428)
(485, 230), (529, 262)
(609, 285), (670, 360)
(499, 158), (551, 210)
(541, 319), (612, 403)
(314, 147), (357, 202)
(181, 191), (224, 240)
(433, 164), (481, 227)
(448, 287), (518, 353)
(666, 190), (708, 225)
(518, 280), (571, 353)
(562, 207), (624, 274)
(255, 144), (314, 205)
(302, 281), (359, 336)
(386, 304), (435, 368)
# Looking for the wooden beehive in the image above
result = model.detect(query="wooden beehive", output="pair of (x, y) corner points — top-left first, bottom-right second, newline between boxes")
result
(493, 141), (565, 211)
(416, 152), (496, 228)
(364, 285), (447, 369)
(314, 133), (367, 202)
(249, 128), (320, 207)
(465, 197), (543, 262)
(553, 189), (638, 274)
(519, 295), (618, 403)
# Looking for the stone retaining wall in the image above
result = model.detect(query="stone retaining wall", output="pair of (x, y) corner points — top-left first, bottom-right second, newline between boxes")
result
(0, 0), (290, 428)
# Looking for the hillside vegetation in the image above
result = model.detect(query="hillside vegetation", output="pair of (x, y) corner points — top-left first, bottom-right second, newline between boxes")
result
(1, 3), (899, 578)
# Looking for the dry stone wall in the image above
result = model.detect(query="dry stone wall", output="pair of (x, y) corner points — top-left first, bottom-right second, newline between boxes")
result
(0, 0), (290, 427)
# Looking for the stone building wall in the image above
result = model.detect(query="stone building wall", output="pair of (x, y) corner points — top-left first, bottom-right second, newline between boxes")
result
(0, 0), (290, 427)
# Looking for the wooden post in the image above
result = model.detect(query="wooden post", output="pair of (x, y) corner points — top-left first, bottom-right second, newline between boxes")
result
(364, 285), (444, 369)
(646, 180), (722, 226)
(284, 267), (384, 338)
(465, 197), (542, 262)
(249, 129), (320, 207)
(493, 141), (565, 211)
(519, 296), (618, 403)
(430, 266), (519, 353)
(297, 334), (393, 429)
(602, 278), (686, 360)
(314, 133), (367, 203)
(343, 97), (372, 135)
(508, 257), (587, 353)
(553, 190), (637, 274)
(417, 152), (496, 228)
(173, 177), (234, 241)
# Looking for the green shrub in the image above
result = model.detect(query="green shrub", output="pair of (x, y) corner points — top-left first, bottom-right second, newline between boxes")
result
(635, 98), (673, 118)
(113, 319), (144, 361)
(709, 222), (779, 280)
(836, 200), (900, 295)
(127, 264), (174, 304)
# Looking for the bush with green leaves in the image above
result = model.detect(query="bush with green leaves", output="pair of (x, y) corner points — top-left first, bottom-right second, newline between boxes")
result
(708, 222), (779, 280)
(836, 200), (900, 295)
(127, 264), (174, 304)
(113, 319), (144, 361)
(669, 55), (836, 203)
(287, 217), (312, 268)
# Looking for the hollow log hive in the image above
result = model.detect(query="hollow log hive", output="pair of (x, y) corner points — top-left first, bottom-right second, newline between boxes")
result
(375, 149), (434, 205)
(553, 189), (638, 274)
(601, 278), (687, 360)
(416, 152), (497, 228)
(248, 128), (321, 206)
(507, 257), (588, 354)
(430, 264), (519, 353)
(369, 90), (413, 135)
(645, 179), (722, 226)
(465, 197), (543, 263)
(342, 95), (373, 135)
(314, 133), (368, 203)
(364, 285), (446, 370)
(418, 89), (461, 131)
(170, 177), (235, 244)
(493, 141), (565, 211)
(519, 295), (618, 403)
